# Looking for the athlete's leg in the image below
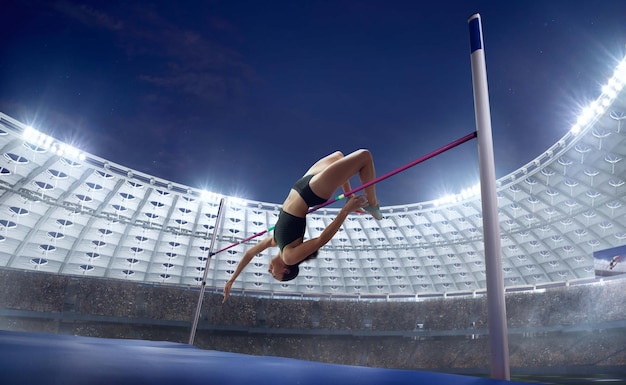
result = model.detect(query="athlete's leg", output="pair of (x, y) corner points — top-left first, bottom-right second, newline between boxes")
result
(309, 149), (378, 206)
(303, 151), (353, 195)
(303, 151), (344, 176)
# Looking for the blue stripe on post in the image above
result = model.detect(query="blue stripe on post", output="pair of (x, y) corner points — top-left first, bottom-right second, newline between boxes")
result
(468, 16), (482, 53)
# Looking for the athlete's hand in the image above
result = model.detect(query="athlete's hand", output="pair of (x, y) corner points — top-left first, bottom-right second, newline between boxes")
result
(223, 280), (234, 303)
(344, 194), (367, 214)
(344, 195), (367, 214)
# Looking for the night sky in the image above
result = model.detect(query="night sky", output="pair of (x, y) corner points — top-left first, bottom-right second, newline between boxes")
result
(2, 1), (625, 206)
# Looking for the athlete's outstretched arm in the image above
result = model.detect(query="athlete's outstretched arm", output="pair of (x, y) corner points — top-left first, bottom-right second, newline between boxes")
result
(223, 236), (276, 303)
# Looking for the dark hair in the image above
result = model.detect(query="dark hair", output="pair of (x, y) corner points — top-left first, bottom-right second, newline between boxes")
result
(281, 250), (319, 282)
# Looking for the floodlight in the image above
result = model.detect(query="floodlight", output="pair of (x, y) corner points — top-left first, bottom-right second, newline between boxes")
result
(23, 126), (37, 141)
(200, 190), (222, 202)
(614, 60), (626, 83)
(576, 106), (594, 127)
(591, 101), (605, 115)
(602, 84), (617, 99)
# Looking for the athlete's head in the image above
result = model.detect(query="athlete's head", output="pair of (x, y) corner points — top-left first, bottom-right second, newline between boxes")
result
(268, 250), (319, 281)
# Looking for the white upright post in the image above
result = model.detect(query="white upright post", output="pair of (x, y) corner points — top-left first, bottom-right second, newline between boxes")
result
(467, 13), (510, 380)
(189, 197), (226, 345)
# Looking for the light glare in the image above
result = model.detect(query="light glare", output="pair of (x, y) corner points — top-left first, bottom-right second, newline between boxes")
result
(569, 56), (626, 135)
(434, 183), (480, 206)
(23, 126), (37, 141)
(200, 190), (222, 202)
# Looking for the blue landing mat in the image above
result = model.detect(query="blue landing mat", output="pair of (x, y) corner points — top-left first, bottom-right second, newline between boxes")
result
(0, 330), (529, 385)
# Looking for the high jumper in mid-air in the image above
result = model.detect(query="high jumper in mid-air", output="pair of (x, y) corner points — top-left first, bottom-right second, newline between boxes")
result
(609, 255), (621, 270)
(222, 149), (382, 302)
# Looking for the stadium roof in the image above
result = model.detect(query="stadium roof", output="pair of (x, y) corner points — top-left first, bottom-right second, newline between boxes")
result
(0, 57), (624, 298)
